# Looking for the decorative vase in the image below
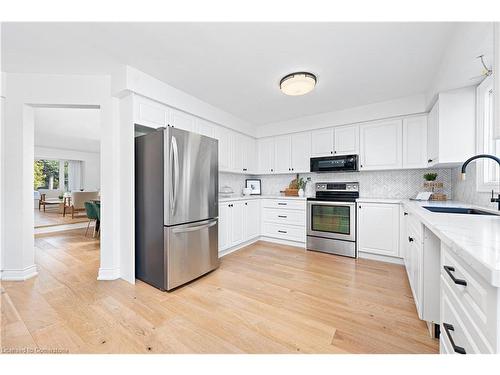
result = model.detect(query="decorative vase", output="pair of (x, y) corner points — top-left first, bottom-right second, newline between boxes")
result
(298, 188), (305, 197)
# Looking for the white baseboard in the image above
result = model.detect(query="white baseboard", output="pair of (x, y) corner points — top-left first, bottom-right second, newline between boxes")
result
(218, 237), (259, 257)
(97, 267), (121, 280)
(259, 236), (306, 249)
(358, 251), (404, 265)
(35, 222), (89, 235)
(218, 236), (306, 258)
(1, 265), (38, 281)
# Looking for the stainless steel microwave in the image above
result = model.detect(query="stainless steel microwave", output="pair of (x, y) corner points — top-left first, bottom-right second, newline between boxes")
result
(310, 155), (358, 173)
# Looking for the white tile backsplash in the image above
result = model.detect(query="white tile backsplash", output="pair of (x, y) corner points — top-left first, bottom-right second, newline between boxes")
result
(451, 164), (498, 209)
(221, 168), (452, 199)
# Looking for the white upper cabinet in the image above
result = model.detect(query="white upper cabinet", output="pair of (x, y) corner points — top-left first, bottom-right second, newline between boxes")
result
(134, 96), (169, 128)
(231, 133), (256, 173)
(402, 115), (427, 169)
(243, 135), (257, 174)
(311, 128), (334, 157)
(258, 137), (276, 174)
(427, 103), (439, 165)
(290, 132), (311, 173)
(214, 126), (233, 172)
(196, 118), (216, 138)
(169, 108), (196, 132)
(359, 119), (403, 170)
(334, 124), (359, 155)
(426, 86), (475, 167)
(274, 135), (293, 173)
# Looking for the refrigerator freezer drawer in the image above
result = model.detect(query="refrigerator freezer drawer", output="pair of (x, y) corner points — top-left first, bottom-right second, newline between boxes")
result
(165, 218), (219, 290)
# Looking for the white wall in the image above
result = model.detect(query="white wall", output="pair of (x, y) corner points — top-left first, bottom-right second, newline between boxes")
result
(113, 66), (256, 136)
(256, 94), (426, 138)
(1, 73), (119, 281)
(34, 146), (101, 191)
(426, 22), (494, 109)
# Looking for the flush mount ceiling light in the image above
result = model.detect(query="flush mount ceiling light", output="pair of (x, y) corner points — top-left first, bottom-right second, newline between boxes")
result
(280, 72), (317, 96)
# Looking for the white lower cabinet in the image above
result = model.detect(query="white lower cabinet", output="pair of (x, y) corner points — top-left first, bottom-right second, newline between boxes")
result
(261, 198), (306, 243)
(440, 243), (499, 354)
(357, 202), (400, 258)
(218, 199), (260, 254)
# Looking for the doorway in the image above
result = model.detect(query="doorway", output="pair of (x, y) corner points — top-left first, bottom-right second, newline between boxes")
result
(32, 106), (102, 275)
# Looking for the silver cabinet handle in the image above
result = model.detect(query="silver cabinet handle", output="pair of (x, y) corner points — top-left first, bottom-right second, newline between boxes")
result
(172, 220), (217, 233)
(170, 135), (179, 215)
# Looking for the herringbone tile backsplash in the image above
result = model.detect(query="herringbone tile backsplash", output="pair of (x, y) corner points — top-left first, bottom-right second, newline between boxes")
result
(220, 168), (452, 199)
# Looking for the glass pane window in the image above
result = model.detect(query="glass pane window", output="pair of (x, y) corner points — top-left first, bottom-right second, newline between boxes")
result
(483, 86), (500, 185)
(311, 205), (350, 235)
(33, 159), (60, 190)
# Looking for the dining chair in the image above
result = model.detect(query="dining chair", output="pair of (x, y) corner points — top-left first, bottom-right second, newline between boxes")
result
(84, 202), (98, 237)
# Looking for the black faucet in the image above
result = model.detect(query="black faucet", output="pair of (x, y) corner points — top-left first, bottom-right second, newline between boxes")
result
(461, 154), (500, 210)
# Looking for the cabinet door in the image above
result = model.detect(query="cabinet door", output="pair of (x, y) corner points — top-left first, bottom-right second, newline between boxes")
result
(274, 135), (292, 173)
(258, 138), (276, 174)
(230, 201), (245, 244)
(232, 134), (245, 173)
(244, 200), (260, 239)
(358, 202), (400, 257)
(196, 118), (216, 138)
(170, 109), (196, 132)
(218, 203), (232, 252)
(243, 136), (257, 174)
(290, 132), (311, 173)
(427, 101), (439, 166)
(403, 115), (427, 169)
(214, 127), (233, 172)
(334, 124), (359, 155)
(134, 96), (169, 128)
(359, 119), (403, 170)
(310, 128), (334, 157)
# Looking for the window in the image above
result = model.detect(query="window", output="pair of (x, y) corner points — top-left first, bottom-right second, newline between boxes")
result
(476, 76), (500, 192)
(33, 159), (61, 190)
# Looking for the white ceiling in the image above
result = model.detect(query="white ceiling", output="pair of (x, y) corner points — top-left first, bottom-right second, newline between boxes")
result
(3, 22), (459, 125)
(34, 107), (100, 153)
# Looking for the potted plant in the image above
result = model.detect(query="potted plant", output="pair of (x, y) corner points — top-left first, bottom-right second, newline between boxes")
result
(423, 172), (438, 181)
(297, 177), (305, 197)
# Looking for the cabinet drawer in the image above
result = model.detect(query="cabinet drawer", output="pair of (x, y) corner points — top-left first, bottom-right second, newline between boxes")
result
(441, 245), (498, 351)
(262, 222), (305, 243)
(441, 275), (493, 353)
(261, 199), (306, 211)
(262, 208), (305, 226)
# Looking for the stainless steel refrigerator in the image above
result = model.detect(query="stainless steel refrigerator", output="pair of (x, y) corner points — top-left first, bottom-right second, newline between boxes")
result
(135, 126), (219, 291)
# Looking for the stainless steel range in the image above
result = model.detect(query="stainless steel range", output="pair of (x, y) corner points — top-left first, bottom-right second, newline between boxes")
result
(306, 182), (359, 258)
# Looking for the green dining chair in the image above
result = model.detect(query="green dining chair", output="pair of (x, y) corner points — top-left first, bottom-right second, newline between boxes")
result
(84, 201), (98, 237)
(93, 202), (101, 237)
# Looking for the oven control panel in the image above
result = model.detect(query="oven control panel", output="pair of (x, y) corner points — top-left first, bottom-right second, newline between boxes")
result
(315, 182), (359, 192)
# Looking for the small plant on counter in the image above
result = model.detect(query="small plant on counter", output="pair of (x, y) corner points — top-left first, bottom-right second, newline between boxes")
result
(297, 177), (305, 190)
(423, 172), (438, 181)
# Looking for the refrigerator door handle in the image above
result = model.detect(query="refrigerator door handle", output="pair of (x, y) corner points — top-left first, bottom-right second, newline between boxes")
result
(171, 219), (217, 234)
(170, 135), (179, 215)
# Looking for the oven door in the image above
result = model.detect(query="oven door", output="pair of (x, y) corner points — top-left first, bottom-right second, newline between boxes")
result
(307, 201), (356, 241)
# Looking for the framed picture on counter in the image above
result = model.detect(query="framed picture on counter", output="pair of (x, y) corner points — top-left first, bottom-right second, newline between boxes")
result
(245, 179), (261, 195)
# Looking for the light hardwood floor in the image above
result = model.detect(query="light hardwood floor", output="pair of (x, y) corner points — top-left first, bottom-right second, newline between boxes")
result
(1, 229), (438, 354)
(34, 208), (88, 228)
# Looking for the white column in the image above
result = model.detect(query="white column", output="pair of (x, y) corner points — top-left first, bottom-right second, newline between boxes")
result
(1, 100), (37, 280)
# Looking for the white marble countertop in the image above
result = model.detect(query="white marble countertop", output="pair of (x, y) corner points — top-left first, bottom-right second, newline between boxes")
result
(356, 197), (403, 204)
(399, 200), (500, 287)
(219, 195), (307, 202)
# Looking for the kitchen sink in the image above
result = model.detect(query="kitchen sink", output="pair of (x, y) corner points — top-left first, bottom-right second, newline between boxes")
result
(423, 206), (499, 216)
